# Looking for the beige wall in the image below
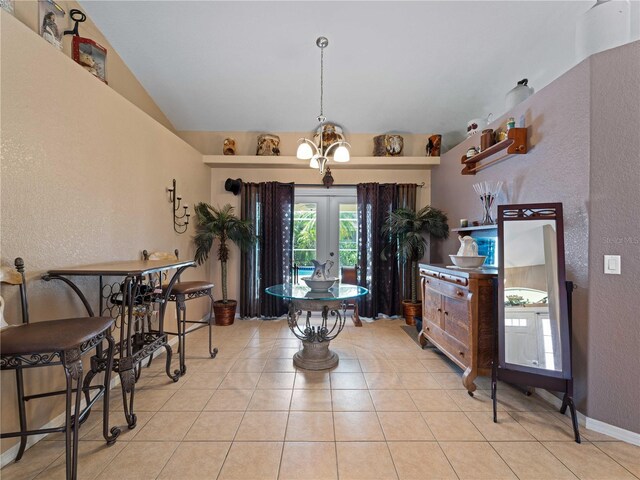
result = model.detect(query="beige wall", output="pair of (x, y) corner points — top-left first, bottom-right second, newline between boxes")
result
(9, 1), (175, 132)
(208, 167), (433, 305)
(0, 11), (210, 455)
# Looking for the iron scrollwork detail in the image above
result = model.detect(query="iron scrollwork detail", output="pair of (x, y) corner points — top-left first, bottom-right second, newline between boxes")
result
(0, 352), (62, 369)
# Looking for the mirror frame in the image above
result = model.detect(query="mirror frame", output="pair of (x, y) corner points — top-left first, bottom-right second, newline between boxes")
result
(497, 202), (571, 379)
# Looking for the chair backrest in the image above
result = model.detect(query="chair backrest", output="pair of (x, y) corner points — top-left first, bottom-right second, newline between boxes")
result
(341, 265), (357, 285)
(0, 258), (29, 325)
(142, 249), (179, 261)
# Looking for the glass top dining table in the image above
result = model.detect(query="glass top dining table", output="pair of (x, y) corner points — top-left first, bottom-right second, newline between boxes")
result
(265, 283), (368, 301)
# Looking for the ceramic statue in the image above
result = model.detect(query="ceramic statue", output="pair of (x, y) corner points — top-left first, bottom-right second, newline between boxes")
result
(311, 259), (335, 280)
(457, 236), (478, 256)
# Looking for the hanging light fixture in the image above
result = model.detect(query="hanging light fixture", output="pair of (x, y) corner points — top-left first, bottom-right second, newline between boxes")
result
(296, 36), (351, 174)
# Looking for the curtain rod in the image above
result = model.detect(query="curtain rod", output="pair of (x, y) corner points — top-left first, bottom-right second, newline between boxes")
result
(294, 182), (425, 188)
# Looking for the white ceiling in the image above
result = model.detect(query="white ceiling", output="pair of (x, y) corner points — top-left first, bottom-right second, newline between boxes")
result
(79, 1), (632, 143)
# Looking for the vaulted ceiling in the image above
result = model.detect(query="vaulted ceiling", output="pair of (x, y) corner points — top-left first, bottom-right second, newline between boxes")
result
(81, 1), (621, 144)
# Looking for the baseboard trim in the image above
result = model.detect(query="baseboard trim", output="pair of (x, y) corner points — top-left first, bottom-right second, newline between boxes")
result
(0, 320), (198, 468)
(536, 389), (640, 446)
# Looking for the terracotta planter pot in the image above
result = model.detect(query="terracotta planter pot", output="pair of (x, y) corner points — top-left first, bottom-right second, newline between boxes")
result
(402, 300), (422, 326)
(213, 300), (237, 326)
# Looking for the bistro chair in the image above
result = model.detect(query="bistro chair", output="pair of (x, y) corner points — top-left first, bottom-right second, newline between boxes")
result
(143, 249), (217, 375)
(341, 265), (362, 326)
(0, 258), (119, 480)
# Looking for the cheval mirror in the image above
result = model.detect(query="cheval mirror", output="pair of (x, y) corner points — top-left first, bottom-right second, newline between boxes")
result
(493, 203), (580, 443)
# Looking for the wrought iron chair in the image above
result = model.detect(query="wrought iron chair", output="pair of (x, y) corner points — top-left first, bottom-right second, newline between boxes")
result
(0, 258), (119, 480)
(143, 250), (217, 375)
(341, 265), (362, 326)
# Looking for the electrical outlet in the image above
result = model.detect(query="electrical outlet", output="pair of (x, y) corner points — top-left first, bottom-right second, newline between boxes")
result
(604, 255), (621, 274)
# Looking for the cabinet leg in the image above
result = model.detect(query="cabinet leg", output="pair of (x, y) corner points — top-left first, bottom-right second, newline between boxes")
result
(419, 332), (428, 348)
(462, 367), (477, 396)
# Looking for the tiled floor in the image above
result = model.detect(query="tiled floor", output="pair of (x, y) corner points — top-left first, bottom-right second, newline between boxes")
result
(2, 318), (639, 480)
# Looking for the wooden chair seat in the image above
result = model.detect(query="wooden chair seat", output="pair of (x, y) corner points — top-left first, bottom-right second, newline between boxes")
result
(1, 317), (113, 355)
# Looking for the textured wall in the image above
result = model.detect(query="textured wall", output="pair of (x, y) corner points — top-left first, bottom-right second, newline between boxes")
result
(587, 41), (640, 433)
(0, 12), (210, 454)
(431, 59), (592, 412)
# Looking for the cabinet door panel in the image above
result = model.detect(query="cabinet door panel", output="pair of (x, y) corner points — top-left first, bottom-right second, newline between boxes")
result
(443, 296), (470, 345)
(423, 281), (443, 329)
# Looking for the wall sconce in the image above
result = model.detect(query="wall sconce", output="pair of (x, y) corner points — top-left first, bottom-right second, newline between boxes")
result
(167, 179), (190, 234)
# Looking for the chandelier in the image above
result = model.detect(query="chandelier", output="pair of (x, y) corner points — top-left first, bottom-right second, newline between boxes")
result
(296, 36), (351, 174)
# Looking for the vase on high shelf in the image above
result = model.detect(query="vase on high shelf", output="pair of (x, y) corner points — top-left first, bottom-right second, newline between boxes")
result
(473, 181), (503, 225)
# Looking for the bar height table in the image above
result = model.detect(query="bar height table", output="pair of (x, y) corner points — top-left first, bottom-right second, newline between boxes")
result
(44, 259), (195, 428)
(265, 283), (368, 370)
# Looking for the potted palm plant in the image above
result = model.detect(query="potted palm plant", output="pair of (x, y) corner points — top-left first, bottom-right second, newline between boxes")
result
(194, 203), (255, 325)
(382, 205), (449, 325)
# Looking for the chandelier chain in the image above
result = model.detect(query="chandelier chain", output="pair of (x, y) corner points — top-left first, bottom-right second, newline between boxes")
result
(319, 46), (324, 119)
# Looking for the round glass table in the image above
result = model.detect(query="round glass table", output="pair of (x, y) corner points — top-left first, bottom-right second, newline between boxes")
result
(265, 283), (368, 370)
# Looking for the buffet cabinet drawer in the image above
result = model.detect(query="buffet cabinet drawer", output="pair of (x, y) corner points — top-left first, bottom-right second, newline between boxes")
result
(422, 276), (468, 302)
(423, 321), (470, 368)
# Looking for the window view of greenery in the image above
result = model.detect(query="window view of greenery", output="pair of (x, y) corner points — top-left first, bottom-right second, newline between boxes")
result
(293, 203), (317, 267)
(339, 204), (358, 268)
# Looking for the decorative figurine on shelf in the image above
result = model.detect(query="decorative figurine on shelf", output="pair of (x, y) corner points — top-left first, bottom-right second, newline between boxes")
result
(256, 134), (280, 156)
(311, 259), (335, 280)
(314, 123), (345, 151)
(223, 138), (236, 155)
(322, 168), (334, 188)
(426, 134), (441, 156)
(373, 134), (404, 156)
(466, 147), (479, 159)
(506, 117), (516, 130)
(39, 0), (65, 50)
(457, 236), (479, 256)
(505, 78), (534, 110)
(467, 113), (493, 137)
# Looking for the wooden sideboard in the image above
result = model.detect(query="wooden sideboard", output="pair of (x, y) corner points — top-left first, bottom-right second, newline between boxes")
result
(419, 264), (497, 395)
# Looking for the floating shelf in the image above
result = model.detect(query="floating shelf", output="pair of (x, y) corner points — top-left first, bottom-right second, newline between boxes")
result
(451, 225), (498, 233)
(461, 127), (527, 175)
(203, 155), (440, 170)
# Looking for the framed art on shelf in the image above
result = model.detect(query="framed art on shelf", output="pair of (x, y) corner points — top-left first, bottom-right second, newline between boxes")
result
(38, 0), (65, 50)
(72, 36), (107, 83)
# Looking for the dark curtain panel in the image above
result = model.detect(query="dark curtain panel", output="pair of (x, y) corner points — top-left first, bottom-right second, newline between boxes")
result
(240, 182), (294, 318)
(356, 183), (417, 318)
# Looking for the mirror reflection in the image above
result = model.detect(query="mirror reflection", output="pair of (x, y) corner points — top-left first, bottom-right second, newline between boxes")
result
(503, 219), (562, 371)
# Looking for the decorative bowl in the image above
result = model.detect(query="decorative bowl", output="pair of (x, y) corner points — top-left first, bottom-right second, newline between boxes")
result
(449, 255), (487, 268)
(302, 277), (337, 292)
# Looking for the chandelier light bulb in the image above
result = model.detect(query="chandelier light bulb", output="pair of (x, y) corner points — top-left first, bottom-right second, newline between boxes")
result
(333, 145), (350, 163)
(309, 156), (320, 169)
(297, 142), (314, 160)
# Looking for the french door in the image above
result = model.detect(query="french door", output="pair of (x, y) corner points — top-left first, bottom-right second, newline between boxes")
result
(293, 188), (357, 274)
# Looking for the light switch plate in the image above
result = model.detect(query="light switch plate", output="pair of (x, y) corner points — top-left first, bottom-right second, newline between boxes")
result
(604, 255), (621, 274)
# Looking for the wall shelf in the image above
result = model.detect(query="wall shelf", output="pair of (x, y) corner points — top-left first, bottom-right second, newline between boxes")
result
(451, 225), (498, 233)
(461, 127), (527, 175)
(203, 155), (440, 170)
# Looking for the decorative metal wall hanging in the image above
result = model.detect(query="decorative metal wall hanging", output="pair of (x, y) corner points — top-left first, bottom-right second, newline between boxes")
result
(167, 179), (190, 234)
(224, 178), (243, 196)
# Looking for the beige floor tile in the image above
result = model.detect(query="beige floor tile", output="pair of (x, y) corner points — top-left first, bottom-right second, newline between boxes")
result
(258, 372), (296, 389)
(1, 441), (65, 480)
(128, 388), (176, 411)
(409, 390), (460, 412)
(363, 372), (404, 389)
(447, 389), (497, 412)
(331, 359), (361, 372)
(420, 358), (458, 373)
(358, 358), (394, 373)
(290, 389), (332, 411)
(229, 357), (268, 373)
(235, 411), (289, 441)
(137, 373), (183, 390)
(465, 411), (535, 441)
(594, 441), (640, 477)
(187, 357), (235, 373)
(544, 441), (637, 479)
(331, 389), (374, 411)
(81, 410), (155, 442)
(159, 388), (214, 411)
(333, 411), (384, 441)
(236, 347), (271, 359)
(422, 412), (484, 441)
(286, 412), (334, 441)
(294, 371), (331, 389)
(330, 372), (367, 389)
(178, 371), (226, 390)
(495, 386), (555, 412)
(369, 389), (417, 411)
(511, 412), (578, 441)
(431, 372), (466, 390)
(270, 348), (300, 359)
(218, 372), (261, 389)
(336, 442), (398, 480)
(378, 412), (434, 441)
(34, 441), (126, 480)
(218, 442), (283, 480)
(440, 441), (516, 479)
(184, 411), (244, 441)
(397, 372), (441, 389)
(264, 358), (297, 372)
(132, 411), (199, 442)
(274, 338), (301, 348)
(279, 442), (338, 480)
(157, 442), (230, 480)
(95, 441), (179, 480)
(491, 442), (577, 479)
(204, 389), (253, 411)
(247, 389), (293, 411)
(389, 358), (427, 373)
(387, 442), (457, 480)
